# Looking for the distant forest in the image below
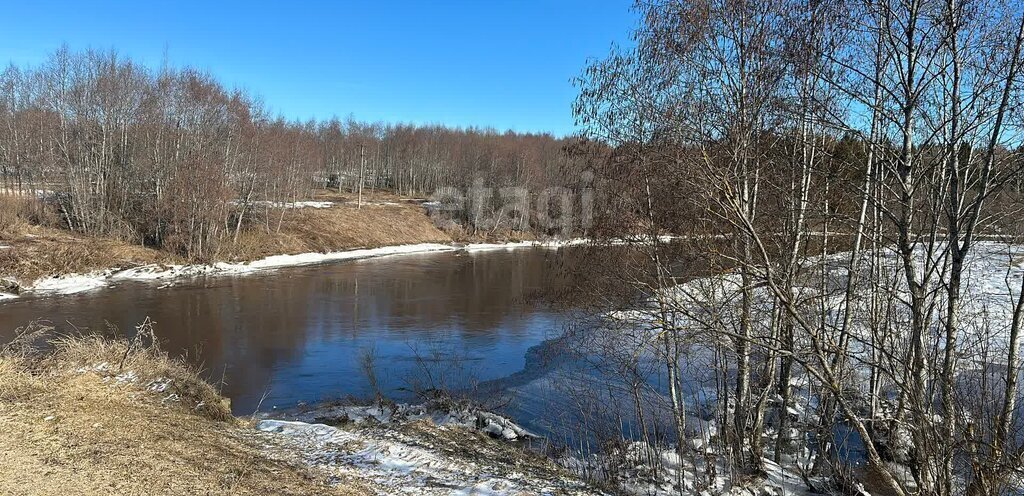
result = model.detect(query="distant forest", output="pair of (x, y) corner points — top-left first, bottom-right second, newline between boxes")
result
(0, 47), (571, 257)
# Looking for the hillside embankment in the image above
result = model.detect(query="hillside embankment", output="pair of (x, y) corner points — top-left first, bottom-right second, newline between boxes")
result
(0, 189), (540, 297)
(0, 325), (367, 495)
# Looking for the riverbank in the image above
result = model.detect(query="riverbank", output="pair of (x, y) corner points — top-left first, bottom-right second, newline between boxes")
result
(0, 328), (602, 495)
(259, 401), (602, 495)
(0, 190), (564, 300)
(0, 326), (361, 495)
(1, 239), (586, 300)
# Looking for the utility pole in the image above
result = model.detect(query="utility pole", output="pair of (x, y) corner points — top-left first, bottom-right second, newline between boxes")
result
(358, 143), (365, 208)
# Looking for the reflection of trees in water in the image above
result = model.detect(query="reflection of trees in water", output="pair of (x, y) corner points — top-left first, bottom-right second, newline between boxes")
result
(0, 248), (581, 414)
(311, 251), (560, 336)
(540, 241), (717, 314)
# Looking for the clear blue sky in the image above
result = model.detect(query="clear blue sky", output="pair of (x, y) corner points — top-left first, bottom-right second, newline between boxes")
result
(2, 0), (638, 136)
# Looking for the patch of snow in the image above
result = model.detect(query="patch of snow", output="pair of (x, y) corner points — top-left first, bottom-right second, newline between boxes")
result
(462, 239), (590, 252)
(76, 362), (111, 374)
(284, 201), (334, 209)
(31, 273), (110, 295)
(233, 200), (336, 209)
(343, 200), (403, 207)
(463, 241), (545, 251)
(242, 243), (456, 270)
(147, 378), (171, 393)
(109, 370), (138, 384)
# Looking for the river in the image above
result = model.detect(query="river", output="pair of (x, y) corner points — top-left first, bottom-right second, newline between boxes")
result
(0, 248), (580, 424)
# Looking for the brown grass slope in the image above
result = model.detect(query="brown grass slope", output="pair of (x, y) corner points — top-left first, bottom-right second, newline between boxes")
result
(0, 326), (366, 496)
(0, 192), (452, 285)
(225, 194), (451, 262)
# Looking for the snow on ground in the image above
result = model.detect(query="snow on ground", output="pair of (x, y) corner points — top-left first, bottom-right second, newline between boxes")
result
(257, 402), (603, 495)
(232, 200), (336, 209)
(462, 239), (588, 251)
(240, 243), (457, 271)
(277, 201), (335, 208)
(30, 273), (110, 295)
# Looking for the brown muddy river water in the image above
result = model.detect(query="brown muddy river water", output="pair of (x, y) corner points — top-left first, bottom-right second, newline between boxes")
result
(0, 248), (574, 419)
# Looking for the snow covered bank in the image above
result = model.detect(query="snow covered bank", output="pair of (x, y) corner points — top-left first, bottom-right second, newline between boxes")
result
(3, 239), (591, 300)
(283, 401), (539, 441)
(257, 401), (601, 495)
(15, 243), (456, 298)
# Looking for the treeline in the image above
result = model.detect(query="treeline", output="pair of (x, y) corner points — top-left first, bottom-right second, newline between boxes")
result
(572, 0), (1024, 494)
(0, 47), (567, 258)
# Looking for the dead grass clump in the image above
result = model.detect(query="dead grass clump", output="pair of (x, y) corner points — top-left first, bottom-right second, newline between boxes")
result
(0, 195), (34, 237)
(42, 322), (232, 422)
(0, 359), (41, 401)
(228, 227), (308, 261)
(0, 322), (52, 400)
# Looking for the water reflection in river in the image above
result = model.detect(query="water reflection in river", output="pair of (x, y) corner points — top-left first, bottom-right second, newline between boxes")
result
(0, 249), (570, 415)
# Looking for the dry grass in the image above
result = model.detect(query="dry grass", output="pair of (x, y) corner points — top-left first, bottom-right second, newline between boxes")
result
(0, 223), (176, 284)
(0, 326), (366, 496)
(0, 192), (177, 284)
(310, 188), (539, 244)
(0, 196), (33, 238)
(0, 188), (550, 286)
(0, 194), (68, 238)
(223, 198), (450, 262)
(0, 190), (452, 285)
